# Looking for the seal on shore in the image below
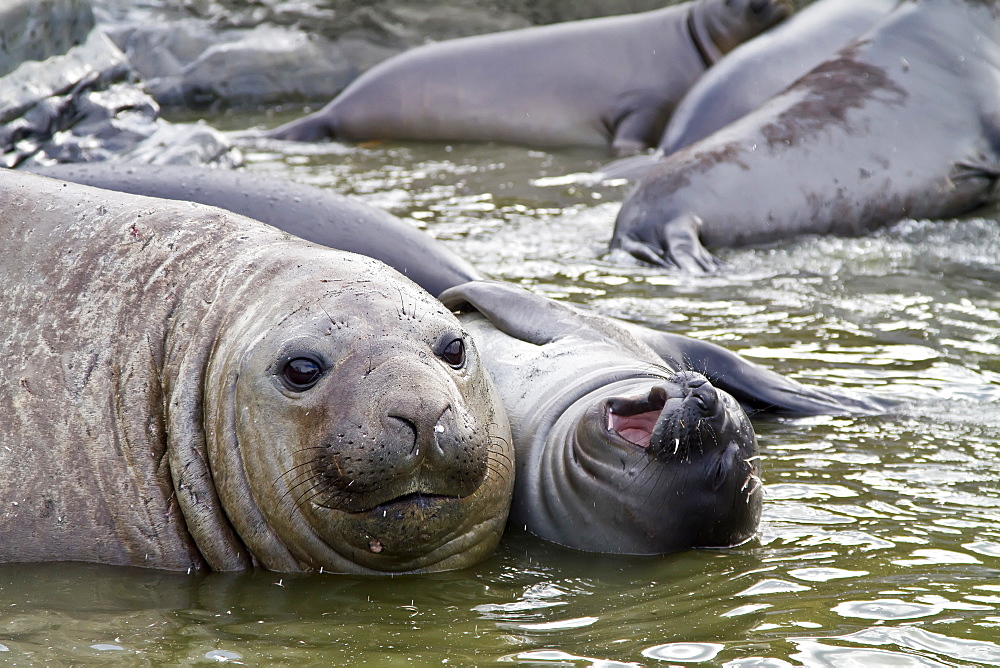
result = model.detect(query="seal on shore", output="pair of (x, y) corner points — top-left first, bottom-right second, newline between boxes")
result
(265, 0), (792, 155)
(0, 170), (513, 573)
(611, 0), (1000, 272)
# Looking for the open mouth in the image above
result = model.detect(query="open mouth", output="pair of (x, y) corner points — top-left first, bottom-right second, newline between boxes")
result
(605, 387), (668, 449)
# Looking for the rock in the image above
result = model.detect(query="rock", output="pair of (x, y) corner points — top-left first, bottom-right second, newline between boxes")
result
(113, 21), (356, 108)
(1, 0), (240, 167)
(0, 0), (96, 78)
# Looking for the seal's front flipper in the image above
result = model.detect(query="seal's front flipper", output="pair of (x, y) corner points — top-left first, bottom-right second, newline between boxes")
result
(663, 214), (723, 273)
(626, 326), (896, 416)
(440, 281), (585, 346)
(608, 96), (670, 157)
(440, 280), (653, 356)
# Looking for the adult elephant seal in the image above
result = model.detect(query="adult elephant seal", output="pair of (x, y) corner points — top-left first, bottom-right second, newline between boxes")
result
(0, 170), (513, 573)
(597, 0), (895, 181)
(265, 0), (793, 155)
(612, 0), (1000, 272)
(31, 164), (892, 553)
(439, 281), (888, 554)
(30, 163), (479, 298)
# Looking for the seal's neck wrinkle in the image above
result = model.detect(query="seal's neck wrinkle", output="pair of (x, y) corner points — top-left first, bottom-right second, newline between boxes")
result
(162, 221), (303, 571)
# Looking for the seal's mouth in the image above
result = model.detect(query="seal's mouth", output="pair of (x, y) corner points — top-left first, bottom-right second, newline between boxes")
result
(605, 386), (668, 449)
(328, 491), (458, 516)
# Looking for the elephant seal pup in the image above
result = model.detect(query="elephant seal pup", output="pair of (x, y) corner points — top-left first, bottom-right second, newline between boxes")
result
(598, 0), (895, 181)
(439, 281), (887, 554)
(30, 163), (479, 298)
(0, 170), (513, 574)
(265, 0), (792, 155)
(611, 0), (1000, 272)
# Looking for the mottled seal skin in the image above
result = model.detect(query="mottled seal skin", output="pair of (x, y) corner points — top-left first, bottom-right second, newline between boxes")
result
(439, 281), (887, 554)
(612, 0), (1000, 272)
(30, 163), (479, 298)
(32, 164), (893, 553)
(598, 0), (895, 181)
(0, 170), (513, 574)
(266, 0), (792, 155)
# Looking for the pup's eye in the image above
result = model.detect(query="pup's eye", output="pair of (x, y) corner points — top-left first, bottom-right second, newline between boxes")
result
(281, 357), (324, 391)
(439, 337), (466, 369)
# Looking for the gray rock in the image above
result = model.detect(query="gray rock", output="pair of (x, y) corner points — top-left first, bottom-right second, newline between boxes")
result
(116, 21), (356, 108)
(0, 0), (96, 78)
(117, 120), (242, 167)
(1, 1), (240, 167)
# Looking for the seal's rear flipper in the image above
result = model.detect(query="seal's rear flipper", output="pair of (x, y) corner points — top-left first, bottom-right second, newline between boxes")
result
(627, 326), (897, 417)
(265, 112), (334, 142)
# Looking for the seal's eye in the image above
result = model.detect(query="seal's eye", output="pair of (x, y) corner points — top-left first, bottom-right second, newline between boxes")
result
(438, 337), (466, 369)
(282, 357), (324, 391)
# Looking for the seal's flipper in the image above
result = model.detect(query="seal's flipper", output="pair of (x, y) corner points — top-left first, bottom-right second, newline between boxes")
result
(440, 281), (654, 356)
(663, 214), (723, 273)
(440, 281), (588, 346)
(609, 98), (670, 157)
(627, 326), (895, 416)
(265, 111), (334, 142)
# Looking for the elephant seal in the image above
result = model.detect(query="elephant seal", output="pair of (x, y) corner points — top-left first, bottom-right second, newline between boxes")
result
(0, 170), (513, 573)
(265, 0), (793, 155)
(439, 281), (889, 554)
(30, 163), (479, 298)
(612, 0), (1000, 272)
(597, 0), (895, 181)
(32, 164), (892, 553)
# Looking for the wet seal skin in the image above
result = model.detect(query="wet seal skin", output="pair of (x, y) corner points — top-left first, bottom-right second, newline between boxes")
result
(265, 0), (792, 156)
(32, 164), (894, 553)
(439, 281), (890, 554)
(0, 170), (513, 574)
(598, 0), (896, 181)
(611, 0), (1000, 272)
(31, 163), (479, 298)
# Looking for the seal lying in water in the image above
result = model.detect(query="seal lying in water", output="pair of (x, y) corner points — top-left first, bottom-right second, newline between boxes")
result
(439, 281), (890, 553)
(611, 0), (1000, 272)
(32, 163), (890, 554)
(0, 170), (514, 573)
(265, 0), (792, 155)
(597, 0), (895, 181)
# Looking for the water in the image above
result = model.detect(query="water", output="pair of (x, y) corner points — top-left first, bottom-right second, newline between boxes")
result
(2, 109), (998, 664)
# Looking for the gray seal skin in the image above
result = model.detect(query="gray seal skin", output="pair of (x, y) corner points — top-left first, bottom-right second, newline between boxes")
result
(597, 0), (895, 181)
(0, 170), (514, 573)
(30, 163), (479, 298)
(28, 164), (893, 553)
(439, 281), (888, 554)
(265, 0), (793, 155)
(611, 0), (1000, 272)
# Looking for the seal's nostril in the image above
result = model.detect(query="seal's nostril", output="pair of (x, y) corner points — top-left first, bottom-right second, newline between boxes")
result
(387, 415), (419, 454)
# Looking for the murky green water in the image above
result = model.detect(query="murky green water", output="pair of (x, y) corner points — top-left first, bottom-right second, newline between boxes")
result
(3, 110), (999, 665)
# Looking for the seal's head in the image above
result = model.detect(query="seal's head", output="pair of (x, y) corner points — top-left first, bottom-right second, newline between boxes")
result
(568, 370), (761, 553)
(188, 250), (512, 574)
(439, 281), (761, 556)
(691, 0), (794, 64)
